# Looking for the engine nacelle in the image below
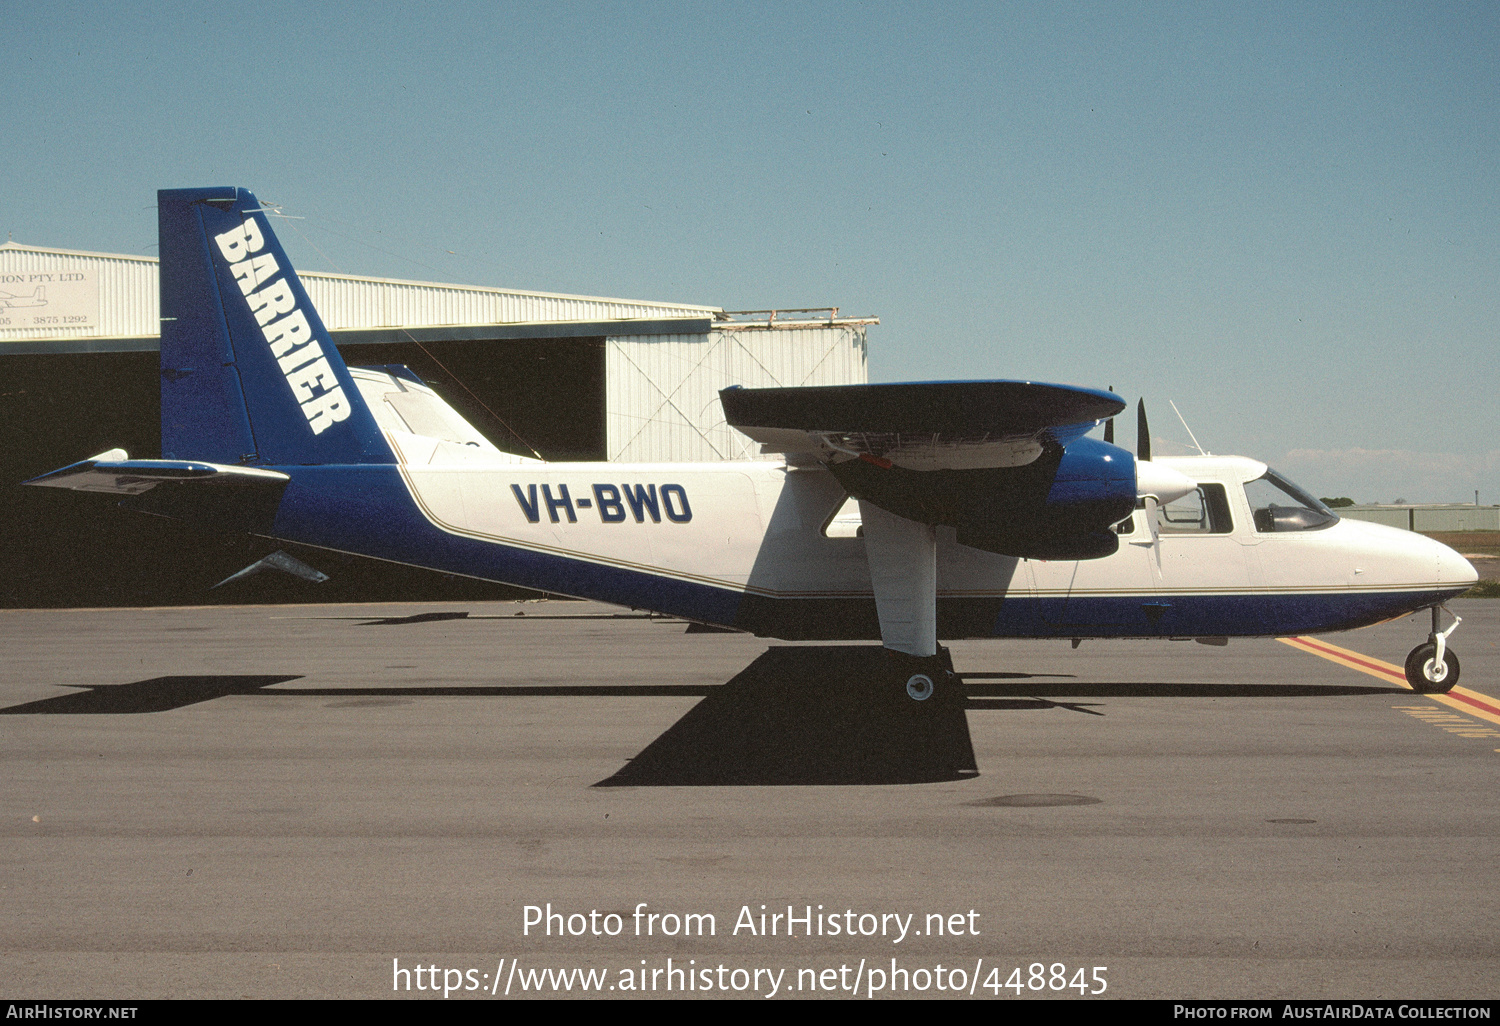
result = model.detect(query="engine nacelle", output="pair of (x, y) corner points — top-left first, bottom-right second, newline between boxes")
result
(828, 436), (1137, 561)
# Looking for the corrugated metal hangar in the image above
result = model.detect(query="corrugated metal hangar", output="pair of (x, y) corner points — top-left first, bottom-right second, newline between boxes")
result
(1339, 504), (1500, 533)
(1, 240), (872, 606)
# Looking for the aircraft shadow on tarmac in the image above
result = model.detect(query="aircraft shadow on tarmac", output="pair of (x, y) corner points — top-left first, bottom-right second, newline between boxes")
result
(0, 677), (714, 715)
(293, 610), (667, 627)
(0, 675), (305, 715)
(590, 655), (1397, 787)
(597, 647), (980, 787)
(0, 653), (1401, 787)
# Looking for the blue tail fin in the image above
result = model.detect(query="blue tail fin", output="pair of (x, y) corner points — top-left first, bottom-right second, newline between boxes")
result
(158, 187), (391, 465)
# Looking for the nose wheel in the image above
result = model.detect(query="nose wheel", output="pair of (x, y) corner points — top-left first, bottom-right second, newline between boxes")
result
(1405, 643), (1459, 692)
(1405, 605), (1461, 693)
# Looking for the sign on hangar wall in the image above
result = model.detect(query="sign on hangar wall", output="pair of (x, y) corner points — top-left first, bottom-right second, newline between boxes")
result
(0, 264), (101, 330)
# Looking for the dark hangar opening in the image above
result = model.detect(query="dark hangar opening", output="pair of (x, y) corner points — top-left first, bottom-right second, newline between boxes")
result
(343, 336), (606, 462)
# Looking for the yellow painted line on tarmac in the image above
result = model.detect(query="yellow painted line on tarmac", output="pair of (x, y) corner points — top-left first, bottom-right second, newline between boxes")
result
(1279, 635), (1500, 730)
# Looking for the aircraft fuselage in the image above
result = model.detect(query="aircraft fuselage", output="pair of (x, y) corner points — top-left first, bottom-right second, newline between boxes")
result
(258, 443), (1475, 643)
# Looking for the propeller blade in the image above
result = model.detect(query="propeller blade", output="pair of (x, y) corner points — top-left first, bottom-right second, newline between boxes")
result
(1104, 386), (1115, 443)
(1137, 398), (1151, 463)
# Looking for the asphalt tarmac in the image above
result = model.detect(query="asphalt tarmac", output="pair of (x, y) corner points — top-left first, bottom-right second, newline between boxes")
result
(2, 599), (1496, 1001)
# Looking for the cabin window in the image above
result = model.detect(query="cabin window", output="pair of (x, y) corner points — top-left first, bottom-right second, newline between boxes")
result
(1244, 470), (1339, 532)
(1155, 483), (1233, 535)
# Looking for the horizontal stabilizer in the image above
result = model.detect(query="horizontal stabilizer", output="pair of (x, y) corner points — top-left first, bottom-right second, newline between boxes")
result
(24, 450), (290, 495)
(721, 381), (1124, 470)
(213, 550), (329, 589)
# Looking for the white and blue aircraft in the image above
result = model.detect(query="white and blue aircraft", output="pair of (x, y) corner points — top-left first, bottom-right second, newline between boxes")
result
(26, 188), (1478, 701)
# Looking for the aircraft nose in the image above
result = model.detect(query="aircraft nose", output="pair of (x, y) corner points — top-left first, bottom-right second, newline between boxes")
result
(1435, 541), (1478, 587)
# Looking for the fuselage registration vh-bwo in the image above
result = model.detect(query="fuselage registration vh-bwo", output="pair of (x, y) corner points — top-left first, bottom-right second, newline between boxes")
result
(26, 188), (1477, 705)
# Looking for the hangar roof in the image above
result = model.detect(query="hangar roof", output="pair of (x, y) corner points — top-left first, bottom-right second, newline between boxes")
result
(0, 241), (725, 354)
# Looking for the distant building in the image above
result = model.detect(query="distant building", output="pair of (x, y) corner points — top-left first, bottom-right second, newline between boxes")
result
(0, 240), (870, 461)
(1, 241), (873, 606)
(1337, 504), (1500, 533)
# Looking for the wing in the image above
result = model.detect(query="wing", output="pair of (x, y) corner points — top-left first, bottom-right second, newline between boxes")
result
(721, 380), (1135, 561)
(720, 380), (1124, 470)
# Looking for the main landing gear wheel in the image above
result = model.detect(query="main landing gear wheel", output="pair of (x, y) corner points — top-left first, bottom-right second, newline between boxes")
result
(887, 648), (956, 703)
(1405, 643), (1459, 693)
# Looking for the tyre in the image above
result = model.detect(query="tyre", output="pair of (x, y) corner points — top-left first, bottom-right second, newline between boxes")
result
(1405, 643), (1459, 693)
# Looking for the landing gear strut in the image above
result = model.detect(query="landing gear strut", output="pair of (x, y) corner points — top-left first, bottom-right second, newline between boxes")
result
(1405, 605), (1461, 693)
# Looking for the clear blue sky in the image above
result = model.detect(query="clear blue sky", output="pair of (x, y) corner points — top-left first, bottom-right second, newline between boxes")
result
(5, 1), (1496, 502)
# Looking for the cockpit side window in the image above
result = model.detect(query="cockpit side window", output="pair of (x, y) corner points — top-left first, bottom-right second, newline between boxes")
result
(1244, 469), (1339, 533)
(1155, 483), (1233, 535)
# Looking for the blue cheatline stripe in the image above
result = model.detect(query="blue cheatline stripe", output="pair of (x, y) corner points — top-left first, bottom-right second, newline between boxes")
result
(1007, 588), (1466, 639)
(266, 466), (1465, 642)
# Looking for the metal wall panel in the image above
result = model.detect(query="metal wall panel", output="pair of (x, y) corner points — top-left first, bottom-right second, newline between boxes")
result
(1, 243), (718, 343)
(1415, 507), (1500, 532)
(606, 324), (869, 462)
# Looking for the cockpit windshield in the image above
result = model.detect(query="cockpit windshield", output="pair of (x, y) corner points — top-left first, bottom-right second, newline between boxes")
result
(1244, 469), (1339, 532)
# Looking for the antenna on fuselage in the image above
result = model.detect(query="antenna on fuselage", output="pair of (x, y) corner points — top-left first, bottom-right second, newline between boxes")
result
(1169, 400), (1208, 456)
